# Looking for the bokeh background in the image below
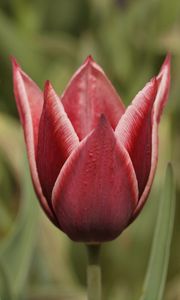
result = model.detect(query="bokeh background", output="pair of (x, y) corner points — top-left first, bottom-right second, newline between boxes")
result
(0, 0), (180, 299)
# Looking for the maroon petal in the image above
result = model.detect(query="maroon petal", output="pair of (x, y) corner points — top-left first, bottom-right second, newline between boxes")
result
(155, 54), (171, 122)
(115, 55), (170, 219)
(12, 58), (43, 152)
(62, 56), (125, 140)
(115, 78), (157, 197)
(52, 116), (138, 242)
(12, 59), (56, 223)
(37, 81), (79, 203)
(132, 54), (171, 220)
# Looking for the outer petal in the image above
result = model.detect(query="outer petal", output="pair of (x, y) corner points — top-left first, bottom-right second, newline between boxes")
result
(62, 56), (125, 140)
(115, 78), (157, 197)
(132, 54), (171, 220)
(52, 116), (138, 242)
(115, 55), (171, 220)
(37, 81), (79, 203)
(12, 59), (56, 223)
(155, 54), (171, 122)
(12, 59), (43, 152)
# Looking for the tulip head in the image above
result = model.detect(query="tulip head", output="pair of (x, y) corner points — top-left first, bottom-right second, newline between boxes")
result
(12, 55), (170, 243)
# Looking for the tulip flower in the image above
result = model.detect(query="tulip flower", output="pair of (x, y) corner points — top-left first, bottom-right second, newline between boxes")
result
(12, 55), (170, 244)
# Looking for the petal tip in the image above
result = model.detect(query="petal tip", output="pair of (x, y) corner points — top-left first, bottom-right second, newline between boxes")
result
(151, 76), (158, 91)
(44, 80), (54, 100)
(11, 56), (21, 73)
(84, 55), (94, 65)
(161, 53), (171, 71)
(44, 79), (51, 90)
(150, 76), (157, 86)
(164, 52), (171, 64)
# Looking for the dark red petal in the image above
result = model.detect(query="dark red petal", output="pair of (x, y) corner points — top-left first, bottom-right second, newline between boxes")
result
(61, 56), (125, 140)
(12, 58), (43, 152)
(131, 54), (171, 220)
(52, 116), (138, 243)
(155, 53), (171, 122)
(37, 81), (79, 203)
(12, 59), (57, 223)
(116, 55), (170, 222)
(115, 78), (158, 197)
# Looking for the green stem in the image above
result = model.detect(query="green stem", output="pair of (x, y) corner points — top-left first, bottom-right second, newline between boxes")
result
(86, 244), (102, 300)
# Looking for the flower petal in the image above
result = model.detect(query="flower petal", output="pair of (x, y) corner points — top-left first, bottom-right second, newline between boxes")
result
(52, 116), (138, 242)
(12, 58), (43, 152)
(131, 54), (171, 220)
(61, 56), (125, 140)
(155, 53), (171, 122)
(115, 78), (157, 197)
(115, 55), (170, 218)
(12, 59), (56, 223)
(37, 81), (79, 203)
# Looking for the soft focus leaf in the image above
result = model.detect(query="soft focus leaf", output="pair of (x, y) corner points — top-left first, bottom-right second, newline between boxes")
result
(0, 114), (22, 177)
(0, 115), (39, 298)
(0, 158), (39, 298)
(0, 261), (13, 300)
(0, 11), (44, 75)
(140, 163), (175, 300)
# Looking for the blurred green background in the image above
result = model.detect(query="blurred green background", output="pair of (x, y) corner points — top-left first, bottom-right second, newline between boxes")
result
(0, 0), (180, 299)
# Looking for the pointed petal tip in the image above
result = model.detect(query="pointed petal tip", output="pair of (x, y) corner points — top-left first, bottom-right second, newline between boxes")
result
(44, 79), (51, 91)
(44, 80), (54, 100)
(43, 80), (61, 111)
(11, 56), (20, 72)
(165, 52), (171, 63)
(161, 53), (171, 70)
(84, 55), (95, 65)
(151, 76), (158, 91)
(150, 76), (157, 86)
(137, 76), (157, 99)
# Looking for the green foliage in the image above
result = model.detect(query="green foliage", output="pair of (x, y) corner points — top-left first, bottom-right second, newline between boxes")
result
(0, 261), (13, 300)
(0, 116), (39, 299)
(140, 164), (175, 300)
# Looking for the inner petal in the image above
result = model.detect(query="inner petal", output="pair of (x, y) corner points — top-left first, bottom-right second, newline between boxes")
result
(37, 82), (79, 203)
(115, 79), (157, 197)
(61, 56), (125, 140)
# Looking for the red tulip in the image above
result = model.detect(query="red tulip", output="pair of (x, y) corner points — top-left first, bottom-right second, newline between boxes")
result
(12, 55), (170, 243)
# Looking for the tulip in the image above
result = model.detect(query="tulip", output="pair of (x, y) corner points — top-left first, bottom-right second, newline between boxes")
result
(12, 55), (170, 244)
